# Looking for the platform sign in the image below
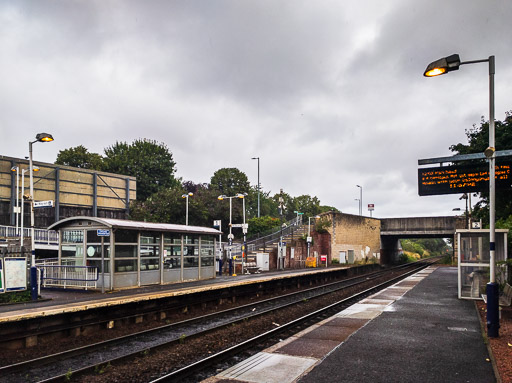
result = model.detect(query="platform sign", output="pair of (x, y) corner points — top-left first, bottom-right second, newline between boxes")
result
(34, 200), (54, 208)
(418, 162), (511, 196)
(97, 229), (110, 237)
(368, 204), (375, 211)
(4, 257), (27, 292)
(0, 258), (4, 293)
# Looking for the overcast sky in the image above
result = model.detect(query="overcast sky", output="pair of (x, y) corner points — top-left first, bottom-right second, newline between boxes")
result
(1, 0), (511, 218)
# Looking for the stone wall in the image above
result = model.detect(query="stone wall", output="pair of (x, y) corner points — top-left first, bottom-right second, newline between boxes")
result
(324, 212), (381, 263)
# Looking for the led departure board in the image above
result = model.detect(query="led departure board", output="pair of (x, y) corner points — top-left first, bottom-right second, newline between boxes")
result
(418, 162), (512, 196)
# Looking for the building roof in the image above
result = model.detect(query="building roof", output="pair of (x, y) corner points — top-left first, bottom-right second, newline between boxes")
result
(48, 217), (222, 235)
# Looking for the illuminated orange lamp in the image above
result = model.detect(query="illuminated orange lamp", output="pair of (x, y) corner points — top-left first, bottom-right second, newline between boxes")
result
(423, 54), (461, 77)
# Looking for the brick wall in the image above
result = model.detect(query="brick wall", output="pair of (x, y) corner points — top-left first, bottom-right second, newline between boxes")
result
(325, 212), (381, 263)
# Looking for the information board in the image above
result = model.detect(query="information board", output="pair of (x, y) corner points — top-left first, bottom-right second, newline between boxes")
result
(418, 162), (511, 196)
(4, 257), (27, 291)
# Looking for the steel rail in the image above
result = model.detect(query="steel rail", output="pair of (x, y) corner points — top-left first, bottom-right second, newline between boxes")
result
(151, 259), (438, 382)
(1, 259), (436, 382)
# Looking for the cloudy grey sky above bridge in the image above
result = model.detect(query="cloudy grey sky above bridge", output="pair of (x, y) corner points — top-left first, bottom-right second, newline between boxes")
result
(1, 0), (511, 219)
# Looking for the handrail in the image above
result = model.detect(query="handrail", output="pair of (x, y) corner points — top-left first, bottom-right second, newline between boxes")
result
(227, 216), (306, 256)
(0, 225), (59, 245)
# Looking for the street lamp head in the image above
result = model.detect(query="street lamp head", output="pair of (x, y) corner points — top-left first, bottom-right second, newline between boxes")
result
(251, 157), (259, 160)
(33, 166), (40, 172)
(35, 133), (54, 142)
(11, 166), (18, 172)
(218, 195), (226, 200)
(424, 54), (461, 77)
(236, 193), (247, 199)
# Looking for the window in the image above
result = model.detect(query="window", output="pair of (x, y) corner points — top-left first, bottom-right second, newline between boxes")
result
(62, 230), (84, 243)
(115, 229), (138, 243)
(61, 244), (84, 266)
(200, 236), (215, 268)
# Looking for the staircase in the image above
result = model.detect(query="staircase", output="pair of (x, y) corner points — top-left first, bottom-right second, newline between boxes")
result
(228, 216), (310, 257)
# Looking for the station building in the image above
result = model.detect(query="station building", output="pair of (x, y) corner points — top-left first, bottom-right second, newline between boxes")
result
(48, 217), (221, 290)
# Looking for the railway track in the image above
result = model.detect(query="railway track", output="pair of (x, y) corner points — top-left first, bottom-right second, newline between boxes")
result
(0, 259), (438, 383)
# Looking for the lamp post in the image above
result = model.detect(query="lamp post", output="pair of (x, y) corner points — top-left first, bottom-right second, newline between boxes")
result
(10, 166), (20, 235)
(20, 167), (31, 245)
(237, 193), (248, 275)
(354, 199), (360, 215)
(356, 185), (363, 216)
(29, 133), (54, 301)
(251, 157), (260, 218)
(307, 215), (320, 262)
(424, 54), (498, 337)
(218, 194), (241, 276)
(181, 192), (193, 225)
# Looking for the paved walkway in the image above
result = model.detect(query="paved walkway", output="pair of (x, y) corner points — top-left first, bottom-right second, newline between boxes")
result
(207, 267), (495, 383)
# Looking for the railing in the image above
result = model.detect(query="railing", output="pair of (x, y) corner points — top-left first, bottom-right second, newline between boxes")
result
(225, 216), (305, 256)
(0, 225), (59, 246)
(38, 264), (99, 290)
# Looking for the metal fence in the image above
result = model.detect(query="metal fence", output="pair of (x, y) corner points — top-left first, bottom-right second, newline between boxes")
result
(36, 259), (99, 290)
(0, 225), (59, 245)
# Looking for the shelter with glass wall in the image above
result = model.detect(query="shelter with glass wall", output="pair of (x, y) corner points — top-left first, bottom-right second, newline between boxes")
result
(48, 217), (221, 290)
(457, 229), (508, 299)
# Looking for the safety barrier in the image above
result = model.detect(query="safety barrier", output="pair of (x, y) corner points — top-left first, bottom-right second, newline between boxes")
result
(38, 265), (99, 290)
(0, 225), (59, 246)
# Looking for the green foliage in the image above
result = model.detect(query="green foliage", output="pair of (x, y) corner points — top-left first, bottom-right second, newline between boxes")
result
(315, 217), (331, 233)
(210, 168), (250, 196)
(0, 290), (31, 304)
(102, 139), (180, 201)
(247, 216), (281, 237)
(401, 238), (450, 258)
(450, 112), (512, 222)
(55, 145), (104, 170)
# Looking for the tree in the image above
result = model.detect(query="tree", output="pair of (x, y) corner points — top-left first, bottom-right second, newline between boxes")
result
(210, 168), (250, 197)
(55, 145), (103, 170)
(129, 185), (185, 223)
(102, 139), (180, 201)
(450, 112), (512, 222)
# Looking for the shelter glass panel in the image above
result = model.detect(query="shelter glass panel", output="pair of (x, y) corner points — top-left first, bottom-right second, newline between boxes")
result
(115, 245), (137, 258)
(115, 259), (137, 273)
(200, 236), (215, 267)
(61, 244), (84, 266)
(141, 258), (160, 271)
(115, 230), (138, 243)
(164, 233), (182, 245)
(140, 232), (161, 244)
(164, 244), (181, 270)
(62, 230), (84, 244)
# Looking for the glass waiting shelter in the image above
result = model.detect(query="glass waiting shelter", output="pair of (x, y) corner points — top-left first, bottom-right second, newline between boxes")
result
(457, 229), (508, 299)
(48, 217), (221, 290)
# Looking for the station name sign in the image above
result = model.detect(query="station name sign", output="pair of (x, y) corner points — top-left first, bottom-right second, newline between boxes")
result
(418, 162), (511, 196)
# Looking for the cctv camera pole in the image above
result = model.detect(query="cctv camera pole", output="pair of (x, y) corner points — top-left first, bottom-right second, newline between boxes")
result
(29, 141), (38, 300)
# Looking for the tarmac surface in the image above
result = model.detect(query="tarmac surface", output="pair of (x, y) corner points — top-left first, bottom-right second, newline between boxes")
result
(207, 266), (496, 383)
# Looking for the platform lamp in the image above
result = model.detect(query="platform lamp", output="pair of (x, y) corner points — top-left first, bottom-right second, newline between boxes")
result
(307, 215), (320, 261)
(424, 54), (499, 337)
(356, 185), (362, 216)
(237, 193), (248, 275)
(251, 157), (260, 217)
(29, 133), (54, 301)
(181, 192), (193, 225)
(10, 166), (20, 236)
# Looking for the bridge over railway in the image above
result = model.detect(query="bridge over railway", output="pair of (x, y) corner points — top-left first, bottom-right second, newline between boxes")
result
(379, 216), (466, 263)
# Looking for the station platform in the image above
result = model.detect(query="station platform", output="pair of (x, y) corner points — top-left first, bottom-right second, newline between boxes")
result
(207, 266), (496, 383)
(0, 266), (348, 323)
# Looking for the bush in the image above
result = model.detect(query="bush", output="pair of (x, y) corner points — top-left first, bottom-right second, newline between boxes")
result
(315, 218), (331, 233)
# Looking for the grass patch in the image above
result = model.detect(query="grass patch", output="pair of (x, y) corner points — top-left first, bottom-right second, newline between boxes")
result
(0, 290), (31, 304)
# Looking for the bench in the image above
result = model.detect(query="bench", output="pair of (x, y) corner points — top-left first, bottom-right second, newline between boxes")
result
(481, 283), (512, 306)
(243, 262), (261, 274)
